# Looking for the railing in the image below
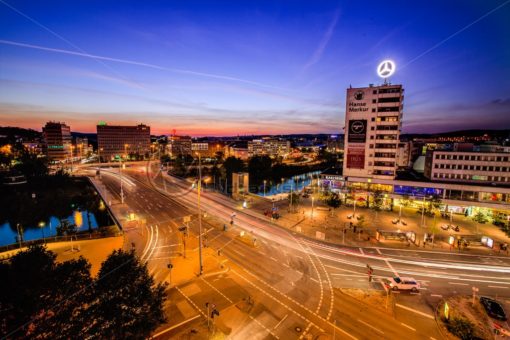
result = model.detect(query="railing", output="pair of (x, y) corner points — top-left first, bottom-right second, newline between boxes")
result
(0, 228), (122, 259)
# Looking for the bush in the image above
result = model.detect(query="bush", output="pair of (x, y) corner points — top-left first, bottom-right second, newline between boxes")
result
(446, 316), (475, 340)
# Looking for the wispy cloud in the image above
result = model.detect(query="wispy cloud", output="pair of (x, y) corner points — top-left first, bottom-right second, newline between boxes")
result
(302, 9), (341, 71)
(0, 39), (282, 90)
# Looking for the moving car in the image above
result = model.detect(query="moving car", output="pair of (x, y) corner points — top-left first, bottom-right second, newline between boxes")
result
(480, 296), (507, 321)
(388, 277), (420, 292)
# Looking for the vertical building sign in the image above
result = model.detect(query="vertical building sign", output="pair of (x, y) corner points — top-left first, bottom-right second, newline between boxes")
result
(348, 119), (367, 143)
(347, 148), (365, 169)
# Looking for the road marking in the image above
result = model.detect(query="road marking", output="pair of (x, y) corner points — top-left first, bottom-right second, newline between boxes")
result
(356, 319), (384, 334)
(375, 247), (382, 255)
(249, 315), (280, 339)
(396, 304), (434, 319)
(310, 277), (319, 283)
(283, 263), (290, 268)
(140, 225), (154, 261)
(175, 286), (206, 318)
(152, 314), (201, 338)
(385, 259), (399, 277)
(430, 294), (443, 298)
(200, 277), (233, 303)
(430, 337), (438, 340)
(359, 248), (364, 255)
(330, 273), (365, 277)
(449, 282), (468, 286)
(400, 322), (416, 331)
(270, 257), (278, 262)
(488, 285), (508, 289)
(273, 314), (288, 330)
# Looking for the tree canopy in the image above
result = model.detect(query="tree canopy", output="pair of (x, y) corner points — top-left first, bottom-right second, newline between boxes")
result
(0, 245), (166, 339)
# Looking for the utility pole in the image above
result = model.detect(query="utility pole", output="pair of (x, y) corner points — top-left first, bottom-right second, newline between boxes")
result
(197, 152), (204, 275)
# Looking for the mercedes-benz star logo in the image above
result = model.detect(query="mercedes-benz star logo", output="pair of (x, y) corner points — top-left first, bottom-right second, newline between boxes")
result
(351, 121), (365, 133)
(377, 60), (395, 78)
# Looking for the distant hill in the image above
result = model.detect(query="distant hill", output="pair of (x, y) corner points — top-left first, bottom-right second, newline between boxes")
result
(0, 126), (42, 144)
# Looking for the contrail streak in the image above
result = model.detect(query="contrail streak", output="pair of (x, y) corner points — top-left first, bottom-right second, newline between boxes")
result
(0, 0), (144, 88)
(0, 39), (280, 89)
(402, 0), (510, 69)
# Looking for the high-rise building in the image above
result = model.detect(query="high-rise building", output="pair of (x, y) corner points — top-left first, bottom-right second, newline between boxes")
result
(343, 84), (404, 180)
(97, 123), (150, 161)
(42, 122), (72, 162)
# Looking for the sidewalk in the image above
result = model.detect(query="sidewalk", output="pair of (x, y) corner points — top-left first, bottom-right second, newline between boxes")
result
(246, 193), (510, 256)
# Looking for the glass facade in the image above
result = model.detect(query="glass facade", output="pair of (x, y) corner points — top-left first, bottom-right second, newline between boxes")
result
(393, 185), (443, 197)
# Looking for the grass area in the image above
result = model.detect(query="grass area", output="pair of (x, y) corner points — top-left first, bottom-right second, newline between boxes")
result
(438, 296), (493, 340)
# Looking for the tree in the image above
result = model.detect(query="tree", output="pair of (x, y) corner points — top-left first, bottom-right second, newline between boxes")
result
(325, 193), (341, 216)
(222, 156), (245, 192)
(56, 220), (77, 236)
(287, 192), (300, 212)
(88, 249), (166, 338)
(425, 194), (442, 215)
(215, 150), (224, 162)
(372, 190), (384, 211)
(248, 155), (272, 187)
(472, 211), (488, 224)
(0, 246), (166, 339)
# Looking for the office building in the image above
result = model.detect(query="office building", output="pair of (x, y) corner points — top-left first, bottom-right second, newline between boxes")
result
(424, 149), (510, 185)
(343, 84), (404, 180)
(42, 122), (72, 162)
(168, 135), (192, 157)
(248, 138), (290, 157)
(97, 123), (150, 161)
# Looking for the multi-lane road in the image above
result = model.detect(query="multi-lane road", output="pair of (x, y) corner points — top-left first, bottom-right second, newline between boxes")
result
(80, 162), (510, 339)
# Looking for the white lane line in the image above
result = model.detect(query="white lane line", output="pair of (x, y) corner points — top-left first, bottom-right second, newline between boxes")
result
(330, 273), (365, 277)
(356, 319), (384, 335)
(395, 304), (434, 319)
(200, 277), (233, 303)
(449, 282), (468, 286)
(488, 285), (508, 289)
(385, 259), (399, 277)
(145, 225), (159, 260)
(359, 247), (364, 255)
(311, 277), (319, 283)
(400, 322), (416, 331)
(375, 247), (382, 255)
(249, 315), (280, 339)
(152, 314), (201, 338)
(283, 263), (290, 268)
(175, 286), (207, 318)
(430, 294), (443, 298)
(140, 225), (154, 261)
(273, 314), (288, 330)
(270, 257), (278, 262)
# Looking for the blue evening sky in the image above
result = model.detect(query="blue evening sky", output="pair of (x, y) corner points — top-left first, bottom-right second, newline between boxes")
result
(1, 0), (509, 135)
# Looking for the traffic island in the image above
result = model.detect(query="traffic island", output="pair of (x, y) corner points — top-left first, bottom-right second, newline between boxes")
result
(436, 296), (495, 340)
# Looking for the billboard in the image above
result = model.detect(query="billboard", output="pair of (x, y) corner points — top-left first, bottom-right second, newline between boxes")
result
(346, 148), (365, 169)
(348, 119), (367, 143)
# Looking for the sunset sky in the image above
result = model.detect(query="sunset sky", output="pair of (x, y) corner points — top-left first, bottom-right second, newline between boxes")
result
(1, 0), (509, 136)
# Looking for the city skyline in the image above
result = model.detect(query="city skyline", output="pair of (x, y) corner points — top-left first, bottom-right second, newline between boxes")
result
(1, 1), (510, 136)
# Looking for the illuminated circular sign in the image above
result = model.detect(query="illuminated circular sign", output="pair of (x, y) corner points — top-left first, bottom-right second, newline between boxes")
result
(377, 60), (396, 78)
(354, 90), (364, 100)
(350, 120), (365, 133)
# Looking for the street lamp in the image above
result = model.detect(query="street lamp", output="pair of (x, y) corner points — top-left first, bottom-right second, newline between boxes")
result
(38, 221), (46, 243)
(197, 152), (204, 275)
(311, 196), (315, 221)
(281, 178), (284, 194)
(119, 154), (125, 204)
(263, 180), (267, 197)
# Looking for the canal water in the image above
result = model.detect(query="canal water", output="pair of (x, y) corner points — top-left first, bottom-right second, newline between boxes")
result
(0, 210), (99, 247)
(254, 170), (321, 196)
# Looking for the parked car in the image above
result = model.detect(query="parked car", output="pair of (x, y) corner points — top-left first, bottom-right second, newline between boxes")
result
(480, 296), (507, 321)
(388, 277), (420, 292)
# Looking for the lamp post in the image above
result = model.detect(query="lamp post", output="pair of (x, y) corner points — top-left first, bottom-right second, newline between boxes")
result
(263, 180), (267, 197)
(124, 144), (129, 161)
(70, 145), (75, 173)
(311, 196), (315, 221)
(38, 221), (45, 243)
(197, 152), (204, 275)
(353, 192), (357, 218)
(98, 147), (103, 163)
(281, 178), (284, 194)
